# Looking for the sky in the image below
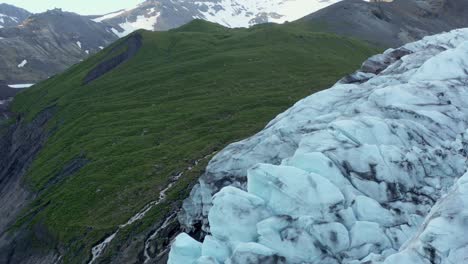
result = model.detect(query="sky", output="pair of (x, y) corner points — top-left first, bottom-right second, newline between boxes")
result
(0, 0), (145, 15)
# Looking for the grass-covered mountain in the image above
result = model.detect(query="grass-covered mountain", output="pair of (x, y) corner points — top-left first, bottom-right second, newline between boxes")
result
(0, 19), (379, 263)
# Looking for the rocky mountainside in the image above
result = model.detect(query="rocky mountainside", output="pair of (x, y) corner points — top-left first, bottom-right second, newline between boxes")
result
(171, 27), (468, 264)
(0, 20), (378, 264)
(3, 0), (467, 85)
(299, 0), (468, 47)
(0, 8), (118, 84)
(0, 3), (30, 28)
(93, 0), (341, 36)
(94, 0), (468, 45)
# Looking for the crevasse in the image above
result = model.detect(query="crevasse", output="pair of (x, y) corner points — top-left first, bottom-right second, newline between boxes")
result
(170, 28), (468, 263)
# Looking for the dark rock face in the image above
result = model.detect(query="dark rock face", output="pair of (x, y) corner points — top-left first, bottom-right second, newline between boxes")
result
(0, 81), (25, 122)
(0, 9), (118, 84)
(0, 106), (54, 234)
(0, 3), (31, 28)
(301, 0), (468, 47)
(40, 156), (89, 193)
(0, 106), (59, 264)
(0, 82), (23, 100)
(0, 223), (60, 264)
(83, 33), (143, 85)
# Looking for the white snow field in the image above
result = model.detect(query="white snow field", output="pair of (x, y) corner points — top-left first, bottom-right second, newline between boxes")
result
(169, 28), (468, 263)
(8, 83), (34, 89)
(112, 13), (161, 38)
(192, 0), (341, 28)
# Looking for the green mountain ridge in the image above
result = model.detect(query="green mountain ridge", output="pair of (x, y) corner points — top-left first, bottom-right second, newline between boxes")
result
(1, 19), (379, 263)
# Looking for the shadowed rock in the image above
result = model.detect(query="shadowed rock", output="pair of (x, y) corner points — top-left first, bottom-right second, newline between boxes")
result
(300, 0), (468, 47)
(0, 106), (60, 264)
(83, 33), (143, 85)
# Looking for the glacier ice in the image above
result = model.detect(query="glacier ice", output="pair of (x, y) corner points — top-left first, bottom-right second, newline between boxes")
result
(168, 233), (202, 263)
(171, 27), (468, 263)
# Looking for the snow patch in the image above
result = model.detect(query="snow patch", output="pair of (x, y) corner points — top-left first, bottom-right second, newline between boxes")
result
(92, 10), (126, 23)
(113, 13), (161, 37)
(8, 83), (34, 89)
(17, 60), (27, 68)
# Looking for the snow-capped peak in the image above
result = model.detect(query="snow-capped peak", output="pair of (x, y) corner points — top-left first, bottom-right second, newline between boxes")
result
(170, 28), (468, 263)
(191, 0), (342, 28)
(94, 0), (342, 37)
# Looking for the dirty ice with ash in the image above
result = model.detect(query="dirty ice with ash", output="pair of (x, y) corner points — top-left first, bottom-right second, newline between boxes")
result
(169, 27), (468, 264)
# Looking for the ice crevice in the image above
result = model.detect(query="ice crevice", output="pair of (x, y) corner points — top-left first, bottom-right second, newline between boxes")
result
(169, 28), (468, 264)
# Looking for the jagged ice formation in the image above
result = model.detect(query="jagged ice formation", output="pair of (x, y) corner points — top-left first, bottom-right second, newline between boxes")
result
(169, 28), (468, 263)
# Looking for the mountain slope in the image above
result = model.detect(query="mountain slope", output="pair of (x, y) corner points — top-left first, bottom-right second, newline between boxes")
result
(94, 0), (341, 36)
(0, 3), (30, 28)
(94, 0), (468, 47)
(0, 8), (118, 84)
(298, 0), (468, 47)
(0, 20), (379, 263)
(173, 27), (468, 264)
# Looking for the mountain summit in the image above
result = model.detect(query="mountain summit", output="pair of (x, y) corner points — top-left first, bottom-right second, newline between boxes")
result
(0, 3), (30, 28)
(0, 8), (117, 83)
(93, 0), (341, 36)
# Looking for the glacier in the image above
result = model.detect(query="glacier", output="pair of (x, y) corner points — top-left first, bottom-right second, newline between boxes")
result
(169, 27), (468, 263)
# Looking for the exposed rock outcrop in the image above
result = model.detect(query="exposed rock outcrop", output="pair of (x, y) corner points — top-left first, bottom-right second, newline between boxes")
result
(300, 0), (468, 47)
(0, 106), (58, 264)
(83, 33), (142, 85)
